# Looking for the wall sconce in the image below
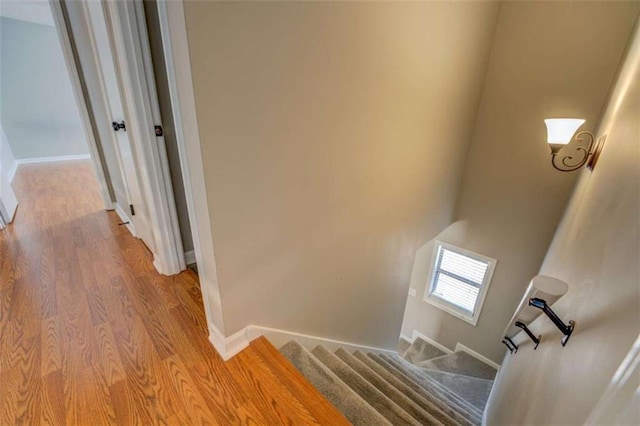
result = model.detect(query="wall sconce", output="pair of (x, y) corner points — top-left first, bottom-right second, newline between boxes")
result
(544, 118), (605, 172)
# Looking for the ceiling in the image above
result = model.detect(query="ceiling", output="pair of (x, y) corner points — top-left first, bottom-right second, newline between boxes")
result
(0, 0), (54, 27)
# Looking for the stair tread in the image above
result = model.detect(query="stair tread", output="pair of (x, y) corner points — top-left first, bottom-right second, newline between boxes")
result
(419, 368), (494, 410)
(383, 354), (485, 414)
(337, 348), (458, 426)
(353, 351), (477, 426)
(280, 341), (389, 425)
(276, 337), (493, 426)
(402, 337), (447, 363)
(251, 337), (350, 425)
(418, 351), (497, 380)
(376, 353), (483, 420)
(398, 337), (412, 355)
(312, 345), (420, 426)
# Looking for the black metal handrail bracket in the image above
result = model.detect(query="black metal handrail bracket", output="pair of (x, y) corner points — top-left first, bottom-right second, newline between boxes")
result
(502, 336), (518, 353)
(528, 297), (575, 346)
(515, 321), (541, 349)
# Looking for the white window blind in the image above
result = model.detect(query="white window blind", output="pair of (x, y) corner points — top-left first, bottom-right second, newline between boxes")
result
(426, 243), (495, 323)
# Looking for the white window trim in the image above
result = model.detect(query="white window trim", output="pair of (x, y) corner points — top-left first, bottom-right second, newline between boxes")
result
(423, 241), (497, 326)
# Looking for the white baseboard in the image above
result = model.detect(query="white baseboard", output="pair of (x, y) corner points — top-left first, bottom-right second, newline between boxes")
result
(184, 250), (196, 265)
(400, 333), (413, 343)
(246, 325), (397, 356)
(7, 161), (18, 183)
(15, 154), (91, 165)
(411, 330), (454, 355)
(455, 342), (501, 370)
(408, 330), (500, 369)
(207, 322), (250, 361)
(207, 322), (228, 357)
(204, 323), (398, 362)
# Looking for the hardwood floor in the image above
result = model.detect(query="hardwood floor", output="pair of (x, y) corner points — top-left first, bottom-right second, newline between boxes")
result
(0, 161), (348, 425)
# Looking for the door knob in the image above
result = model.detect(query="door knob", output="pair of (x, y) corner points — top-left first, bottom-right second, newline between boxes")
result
(112, 121), (126, 132)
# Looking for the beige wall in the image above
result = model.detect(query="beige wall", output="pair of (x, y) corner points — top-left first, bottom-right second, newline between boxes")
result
(184, 1), (500, 346)
(401, 1), (639, 363)
(485, 19), (640, 425)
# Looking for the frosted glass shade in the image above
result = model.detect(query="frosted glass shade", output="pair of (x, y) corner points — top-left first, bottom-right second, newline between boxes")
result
(544, 118), (585, 145)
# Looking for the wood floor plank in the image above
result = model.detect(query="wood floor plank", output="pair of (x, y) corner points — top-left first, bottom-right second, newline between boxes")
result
(252, 336), (351, 425)
(227, 346), (322, 425)
(7, 335), (41, 425)
(1, 161), (343, 425)
(77, 365), (118, 426)
(40, 316), (62, 376)
(109, 378), (155, 426)
(94, 322), (126, 386)
(40, 371), (65, 425)
(162, 354), (219, 424)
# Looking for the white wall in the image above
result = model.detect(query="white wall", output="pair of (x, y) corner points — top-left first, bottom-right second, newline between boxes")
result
(485, 19), (640, 425)
(0, 16), (88, 159)
(400, 1), (639, 363)
(184, 1), (501, 346)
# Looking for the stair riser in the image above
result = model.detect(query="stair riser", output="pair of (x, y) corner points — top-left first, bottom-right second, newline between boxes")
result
(279, 339), (487, 426)
(353, 351), (477, 426)
(336, 349), (455, 426)
(374, 354), (482, 422)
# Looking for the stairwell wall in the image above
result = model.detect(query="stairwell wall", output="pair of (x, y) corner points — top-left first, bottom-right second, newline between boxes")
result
(182, 1), (501, 348)
(485, 18), (640, 424)
(400, 1), (639, 364)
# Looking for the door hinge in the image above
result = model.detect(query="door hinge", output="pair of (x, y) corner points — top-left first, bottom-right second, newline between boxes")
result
(154, 125), (163, 137)
(129, 204), (135, 216)
(112, 120), (126, 132)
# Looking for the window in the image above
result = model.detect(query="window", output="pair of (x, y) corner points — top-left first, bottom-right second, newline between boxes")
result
(424, 241), (496, 326)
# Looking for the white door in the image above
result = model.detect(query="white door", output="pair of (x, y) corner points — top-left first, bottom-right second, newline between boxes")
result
(0, 125), (18, 226)
(0, 170), (18, 227)
(85, 0), (155, 252)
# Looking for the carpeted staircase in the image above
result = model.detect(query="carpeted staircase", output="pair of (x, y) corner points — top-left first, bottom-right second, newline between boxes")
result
(280, 336), (497, 425)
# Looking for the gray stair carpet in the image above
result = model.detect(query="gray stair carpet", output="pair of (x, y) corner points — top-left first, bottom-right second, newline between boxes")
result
(378, 354), (484, 419)
(279, 339), (492, 426)
(418, 351), (497, 380)
(311, 345), (421, 426)
(398, 337), (411, 355)
(353, 351), (477, 426)
(335, 348), (450, 426)
(373, 353), (483, 424)
(420, 369), (494, 410)
(279, 341), (390, 425)
(402, 337), (447, 363)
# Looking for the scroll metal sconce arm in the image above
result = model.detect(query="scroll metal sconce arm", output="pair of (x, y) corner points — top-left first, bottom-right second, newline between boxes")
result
(550, 131), (596, 172)
(551, 132), (594, 172)
(544, 117), (607, 172)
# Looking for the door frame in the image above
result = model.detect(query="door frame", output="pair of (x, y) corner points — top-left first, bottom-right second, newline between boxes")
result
(154, 0), (227, 340)
(51, 0), (186, 275)
(55, 0), (254, 357)
(103, 0), (185, 274)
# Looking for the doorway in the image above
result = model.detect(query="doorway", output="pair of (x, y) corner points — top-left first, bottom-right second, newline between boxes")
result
(51, 0), (190, 276)
(0, 0), (99, 226)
